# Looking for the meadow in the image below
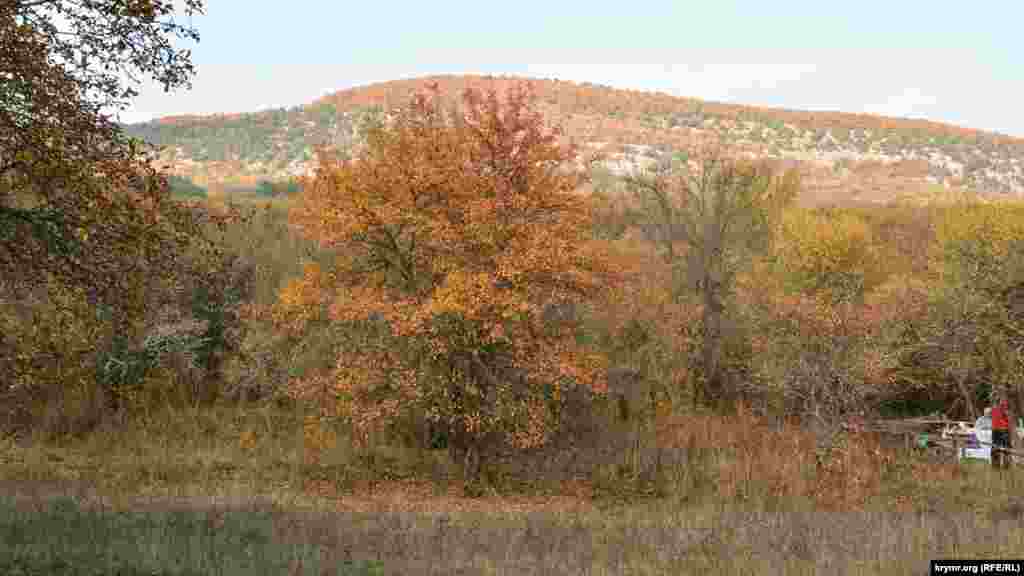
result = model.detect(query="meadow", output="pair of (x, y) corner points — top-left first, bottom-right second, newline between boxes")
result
(3, 400), (1024, 575)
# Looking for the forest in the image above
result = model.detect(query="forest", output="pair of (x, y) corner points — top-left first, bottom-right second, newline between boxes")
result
(5, 2), (1024, 572)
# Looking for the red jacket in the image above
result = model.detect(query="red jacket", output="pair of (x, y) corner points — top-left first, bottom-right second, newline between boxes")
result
(992, 400), (1010, 430)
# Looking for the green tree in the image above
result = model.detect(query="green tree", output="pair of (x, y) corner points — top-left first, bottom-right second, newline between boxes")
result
(625, 149), (799, 409)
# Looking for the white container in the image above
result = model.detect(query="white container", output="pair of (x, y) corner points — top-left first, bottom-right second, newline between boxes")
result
(959, 416), (992, 462)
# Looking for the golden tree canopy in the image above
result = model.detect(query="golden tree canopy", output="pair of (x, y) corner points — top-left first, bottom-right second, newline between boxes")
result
(283, 82), (624, 452)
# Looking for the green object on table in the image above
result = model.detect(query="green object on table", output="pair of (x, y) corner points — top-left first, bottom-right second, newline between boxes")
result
(916, 432), (930, 449)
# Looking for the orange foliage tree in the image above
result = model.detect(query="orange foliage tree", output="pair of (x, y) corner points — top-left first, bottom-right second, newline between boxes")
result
(281, 82), (622, 479)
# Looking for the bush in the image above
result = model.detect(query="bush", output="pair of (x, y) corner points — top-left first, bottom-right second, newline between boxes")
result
(0, 281), (113, 436)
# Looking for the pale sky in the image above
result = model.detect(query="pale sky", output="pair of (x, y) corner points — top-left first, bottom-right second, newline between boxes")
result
(122, 1), (1023, 137)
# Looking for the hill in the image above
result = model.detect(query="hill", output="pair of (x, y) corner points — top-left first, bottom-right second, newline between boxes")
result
(123, 74), (1024, 205)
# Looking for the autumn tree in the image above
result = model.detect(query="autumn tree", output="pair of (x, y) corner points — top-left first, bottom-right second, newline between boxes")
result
(889, 201), (1024, 427)
(1, 0), (208, 312)
(624, 149), (799, 409)
(282, 83), (620, 484)
(773, 207), (887, 305)
(0, 1), (243, 433)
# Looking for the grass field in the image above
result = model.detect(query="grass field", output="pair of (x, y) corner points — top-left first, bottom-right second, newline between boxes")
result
(4, 403), (1024, 575)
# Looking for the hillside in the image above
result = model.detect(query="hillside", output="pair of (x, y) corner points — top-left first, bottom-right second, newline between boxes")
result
(123, 74), (1024, 205)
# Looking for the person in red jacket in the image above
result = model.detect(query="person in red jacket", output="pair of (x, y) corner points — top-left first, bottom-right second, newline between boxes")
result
(991, 394), (1011, 469)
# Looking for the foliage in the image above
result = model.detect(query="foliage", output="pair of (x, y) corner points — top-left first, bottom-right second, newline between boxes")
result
(4, 1), (201, 111)
(174, 212), (258, 400)
(748, 285), (892, 422)
(0, 281), (111, 434)
(0, 198), (255, 434)
(887, 285), (1018, 420)
(932, 202), (1024, 291)
(2, 0), (206, 295)
(124, 104), (359, 177)
(587, 166), (645, 240)
(624, 149), (799, 408)
(0, 0), (250, 435)
(2, 0), (204, 321)
(195, 199), (356, 404)
(886, 201), (1024, 419)
(0, 0), (270, 434)
(773, 207), (888, 304)
(277, 82), (621, 483)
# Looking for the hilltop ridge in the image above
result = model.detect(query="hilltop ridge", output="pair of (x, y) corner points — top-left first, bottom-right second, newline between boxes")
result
(124, 74), (1024, 204)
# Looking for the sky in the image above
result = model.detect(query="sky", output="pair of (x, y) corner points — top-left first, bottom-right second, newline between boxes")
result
(122, 1), (1024, 137)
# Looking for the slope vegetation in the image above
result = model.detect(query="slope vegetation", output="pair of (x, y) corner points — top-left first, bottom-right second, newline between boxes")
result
(124, 74), (1024, 204)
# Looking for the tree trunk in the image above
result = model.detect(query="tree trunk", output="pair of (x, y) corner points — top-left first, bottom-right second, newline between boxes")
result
(462, 445), (483, 496)
(701, 281), (725, 409)
(956, 371), (976, 421)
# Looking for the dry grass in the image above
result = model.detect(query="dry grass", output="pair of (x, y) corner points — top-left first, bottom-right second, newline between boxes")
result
(4, 400), (1024, 574)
